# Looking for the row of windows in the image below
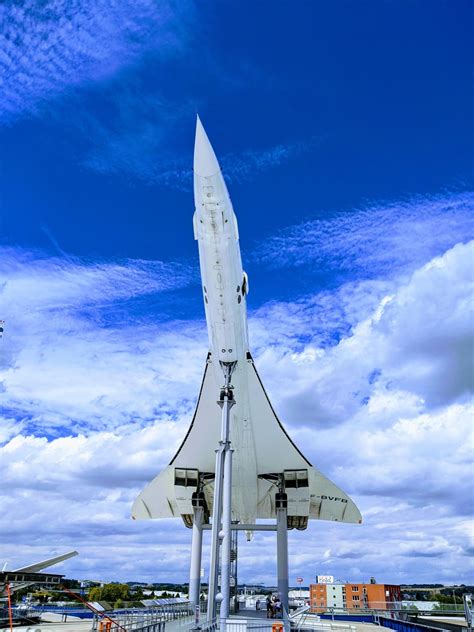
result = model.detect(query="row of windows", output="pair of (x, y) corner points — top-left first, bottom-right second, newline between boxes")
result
(313, 586), (365, 592)
(313, 587), (344, 592)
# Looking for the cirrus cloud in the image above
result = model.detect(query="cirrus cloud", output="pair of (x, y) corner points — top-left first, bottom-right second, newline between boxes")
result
(0, 0), (195, 121)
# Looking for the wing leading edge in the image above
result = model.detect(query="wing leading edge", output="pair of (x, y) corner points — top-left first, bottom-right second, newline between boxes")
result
(132, 354), (361, 527)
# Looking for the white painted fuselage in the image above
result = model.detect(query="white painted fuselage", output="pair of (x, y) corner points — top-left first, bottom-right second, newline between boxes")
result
(193, 118), (249, 367)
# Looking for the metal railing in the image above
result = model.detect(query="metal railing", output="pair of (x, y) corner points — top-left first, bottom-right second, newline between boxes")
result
(91, 610), (165, 632)
(90, 604), (194, 632)
(309, 602), (466, 617)
(187, 618), (219, 632)
(0, 604), (41, 626)
(377, 615), (457, 632)
(291, 612), (356, 632)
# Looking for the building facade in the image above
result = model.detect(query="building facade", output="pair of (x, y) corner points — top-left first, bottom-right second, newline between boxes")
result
(310, 582), (401, 613)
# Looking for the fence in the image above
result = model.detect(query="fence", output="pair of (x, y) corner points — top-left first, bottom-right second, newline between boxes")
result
(91, 611), (165, 632)
(90, 602), (194, 632)
(218, 620), (286, 632)
(311, 603), (466, 617)
(187, 619), (219, 632)
(0, 604), (41, 626)
(290, 612), (356, 632)
(377, 615), (454, 632)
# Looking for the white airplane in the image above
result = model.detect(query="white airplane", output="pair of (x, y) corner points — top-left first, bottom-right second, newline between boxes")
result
(132, 117), (361, 532)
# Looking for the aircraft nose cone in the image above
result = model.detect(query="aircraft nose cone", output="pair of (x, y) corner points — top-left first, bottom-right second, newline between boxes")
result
(194, 115), (221, 177)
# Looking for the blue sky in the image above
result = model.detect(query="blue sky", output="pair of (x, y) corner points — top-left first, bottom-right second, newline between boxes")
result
(0, 1), (473, 586)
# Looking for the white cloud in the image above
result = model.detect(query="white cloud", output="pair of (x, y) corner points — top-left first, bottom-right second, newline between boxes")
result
(0, 0), (195, 121)
(1, 233), (472, 584)
(0, 247), (201, 437)
(255, 192), (474, 279)
(220, 136), (324, 184)
(253, 241), (474, 434)
(85, 129), (323, 191)
(80, 89), (197, 188)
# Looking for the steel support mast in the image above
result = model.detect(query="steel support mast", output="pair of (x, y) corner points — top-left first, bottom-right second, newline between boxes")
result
(276, 479), (289, 614)
(207, 363), (236, 625)
(189, 490), (205, 608)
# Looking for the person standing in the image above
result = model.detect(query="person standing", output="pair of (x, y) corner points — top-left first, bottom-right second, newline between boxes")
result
(274, 597), (282, 618)
(266, 595), (272, 618)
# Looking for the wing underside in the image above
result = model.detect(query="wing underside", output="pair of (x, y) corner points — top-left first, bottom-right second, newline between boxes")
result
(132, 354), (361, 526)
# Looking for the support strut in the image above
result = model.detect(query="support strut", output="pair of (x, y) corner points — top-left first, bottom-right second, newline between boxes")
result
(276, 479), (289, 615)
(207, 363), (236, 625)
(189, 485), (205, 607)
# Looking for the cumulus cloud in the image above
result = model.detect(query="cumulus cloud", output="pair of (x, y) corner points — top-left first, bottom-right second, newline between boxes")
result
(0, 247), (202, 437)
(1, 212), (472, 583)
(254, 241), (474, 434)
(0, 0), (195, 121)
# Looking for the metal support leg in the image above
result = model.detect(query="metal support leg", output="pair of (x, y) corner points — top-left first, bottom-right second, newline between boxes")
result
(220, 446), (233, 630)
(207, 363), (236, 623)
(207, 443), (224, 621)
(189, 505), (204, 607)
(276, 491), (289, 615)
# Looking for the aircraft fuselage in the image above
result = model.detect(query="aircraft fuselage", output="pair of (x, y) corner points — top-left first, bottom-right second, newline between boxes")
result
(193, 118), (249, 368)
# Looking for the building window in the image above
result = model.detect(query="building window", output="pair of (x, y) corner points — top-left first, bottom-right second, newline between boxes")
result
(352, 596), (360, 601)
(351, 586), (358, 592)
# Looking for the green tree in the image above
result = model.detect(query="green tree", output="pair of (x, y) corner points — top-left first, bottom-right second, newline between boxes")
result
(133, 587), (145, 600)
(88, 583), (130, 603)
(88, 587), (101, 601)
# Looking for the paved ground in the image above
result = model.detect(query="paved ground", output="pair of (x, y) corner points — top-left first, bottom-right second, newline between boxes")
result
(418, 616), (468, 628)
(234, 609), (382, 632)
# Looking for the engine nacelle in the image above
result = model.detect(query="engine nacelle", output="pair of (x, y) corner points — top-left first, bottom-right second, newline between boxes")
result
(284, 469), (310, 530)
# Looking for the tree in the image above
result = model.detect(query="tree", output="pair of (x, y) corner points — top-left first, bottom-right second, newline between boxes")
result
(88, 587), (102, 601)
(88, 583), (130, 603)
(133, 587), (145, 600)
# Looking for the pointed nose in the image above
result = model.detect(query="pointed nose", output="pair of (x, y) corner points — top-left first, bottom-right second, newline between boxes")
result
(194, 115), (221, 177)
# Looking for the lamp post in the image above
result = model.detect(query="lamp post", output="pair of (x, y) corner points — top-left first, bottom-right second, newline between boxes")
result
(296, 578), (303, 601)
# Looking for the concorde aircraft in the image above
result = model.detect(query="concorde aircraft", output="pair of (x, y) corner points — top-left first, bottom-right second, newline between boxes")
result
(132, 118), (361, 532)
